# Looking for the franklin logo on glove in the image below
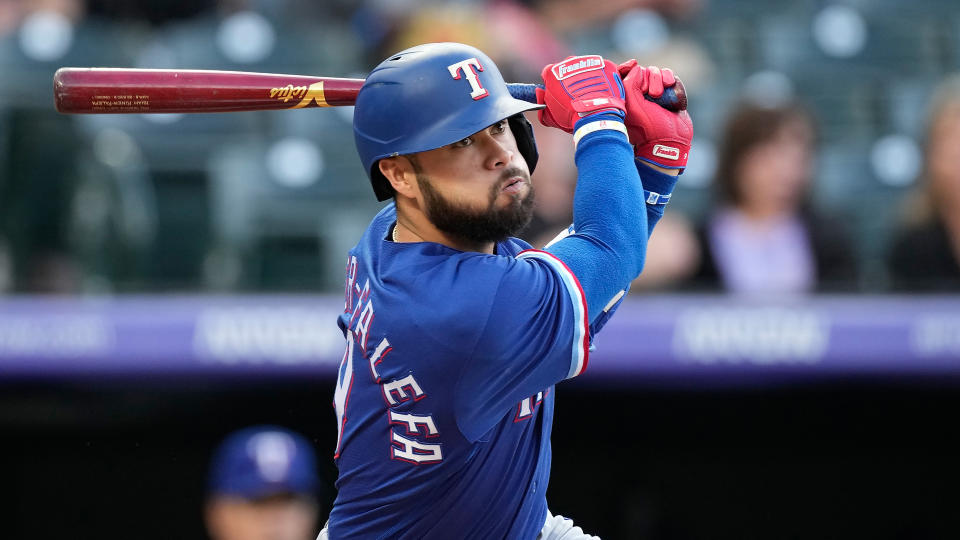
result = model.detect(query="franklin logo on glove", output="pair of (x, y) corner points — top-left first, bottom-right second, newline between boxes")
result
(652, 144), (681, 161)
(553, 56), (604, 80)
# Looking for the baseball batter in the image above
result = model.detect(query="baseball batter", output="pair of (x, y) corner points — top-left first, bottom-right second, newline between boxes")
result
(322, 42), (693, 539)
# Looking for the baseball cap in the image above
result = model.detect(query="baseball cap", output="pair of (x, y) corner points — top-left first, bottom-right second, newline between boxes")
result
(207, 425), (319, 500)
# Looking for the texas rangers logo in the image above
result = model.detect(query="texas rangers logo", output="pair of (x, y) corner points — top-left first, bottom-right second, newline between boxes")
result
(447, 58), (489, 100)
(552, 55), (604, 80)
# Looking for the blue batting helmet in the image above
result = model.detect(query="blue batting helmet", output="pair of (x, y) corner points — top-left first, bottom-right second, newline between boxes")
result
(354, 42), (543, 201)
(207, 425), (319, 500)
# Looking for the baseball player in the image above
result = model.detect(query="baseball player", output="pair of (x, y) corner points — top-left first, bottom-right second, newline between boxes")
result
(206, 426), (322, 540)
(322, 42), (692, 539)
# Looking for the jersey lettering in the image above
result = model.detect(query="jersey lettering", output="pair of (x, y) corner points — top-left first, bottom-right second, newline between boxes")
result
(354, 298), (375, 353)
(333, 330), (356, 457)
(447, 58), (489, 100)
(343, 256), (358, 314)
(382, 374), (426, 406)
(514, 391), (545, 422)
(348, 278), (371, 328)
(368, 337), (392, 382)
(391, 431), (443, 464)
(389, 410), (439, 437)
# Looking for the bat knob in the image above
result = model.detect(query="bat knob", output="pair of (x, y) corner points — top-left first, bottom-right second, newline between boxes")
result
(645, 77), (687, 112)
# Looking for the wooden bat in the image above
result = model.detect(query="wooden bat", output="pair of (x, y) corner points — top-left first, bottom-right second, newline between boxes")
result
(52, 67), (687, 114)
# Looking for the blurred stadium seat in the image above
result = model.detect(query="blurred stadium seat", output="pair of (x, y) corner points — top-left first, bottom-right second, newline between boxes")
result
(814, 134), (908, 289)
(157, 13), (364, 76)
(882, 76), (940, 139)
(67, 147), (158, 291)
(206, 109), (379, 291)
(0, 18), (137, 110)
(68, 112), (265, 289)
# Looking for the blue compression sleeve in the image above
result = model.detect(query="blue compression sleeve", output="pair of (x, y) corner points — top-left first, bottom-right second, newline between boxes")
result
(545, 117), (647, 324)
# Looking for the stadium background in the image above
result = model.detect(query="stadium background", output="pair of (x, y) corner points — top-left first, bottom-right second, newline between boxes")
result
(2, 0), (960, 538)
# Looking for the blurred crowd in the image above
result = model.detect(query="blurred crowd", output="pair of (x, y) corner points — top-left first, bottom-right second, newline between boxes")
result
(2, 0), (959, 295)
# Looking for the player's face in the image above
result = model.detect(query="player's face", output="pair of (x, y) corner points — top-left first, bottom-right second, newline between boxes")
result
(409, 118), (535, 243)
(205, 494), (318, 540)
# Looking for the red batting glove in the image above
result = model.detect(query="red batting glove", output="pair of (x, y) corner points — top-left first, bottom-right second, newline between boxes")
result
(535, 86), (570, 132)
(537, 55), (626, 133)
(617, 60), (693, 170)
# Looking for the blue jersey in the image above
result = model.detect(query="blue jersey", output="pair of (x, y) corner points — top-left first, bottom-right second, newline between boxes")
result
(328, 116), (680, 538)
(329, 204), (589, 539)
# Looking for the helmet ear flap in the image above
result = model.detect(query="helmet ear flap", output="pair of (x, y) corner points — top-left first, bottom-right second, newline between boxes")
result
(508, 114), (539, 174)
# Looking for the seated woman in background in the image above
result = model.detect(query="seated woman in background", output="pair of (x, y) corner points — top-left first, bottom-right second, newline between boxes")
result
(888, 75), (960, 291)
(685, 100), (857, 294)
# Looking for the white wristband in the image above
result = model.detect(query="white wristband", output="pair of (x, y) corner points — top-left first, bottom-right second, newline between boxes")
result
(573, 120), (628, 147)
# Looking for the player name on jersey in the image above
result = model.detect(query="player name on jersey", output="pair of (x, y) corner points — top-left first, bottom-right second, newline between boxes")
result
(334, 254), (545, 467)
(336, 255), (443, 464)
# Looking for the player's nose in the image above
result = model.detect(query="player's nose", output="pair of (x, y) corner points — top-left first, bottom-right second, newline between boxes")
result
(482, 136), (514, 170)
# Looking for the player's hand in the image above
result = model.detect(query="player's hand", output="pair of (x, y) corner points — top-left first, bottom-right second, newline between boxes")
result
(617, 60), (693, 170)
(537, 55), (626, 133)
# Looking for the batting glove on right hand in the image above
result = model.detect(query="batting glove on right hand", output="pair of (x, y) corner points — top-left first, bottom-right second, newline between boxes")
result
(617, 60), (693, 170)
(536, 55), (626, 134)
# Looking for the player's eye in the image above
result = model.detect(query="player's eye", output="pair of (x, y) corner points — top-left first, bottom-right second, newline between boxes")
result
(451, 136), (472, 148)
(492, 120), (508, 134)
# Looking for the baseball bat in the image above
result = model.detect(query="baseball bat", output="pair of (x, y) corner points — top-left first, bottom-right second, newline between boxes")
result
(52, 68), (687, 114)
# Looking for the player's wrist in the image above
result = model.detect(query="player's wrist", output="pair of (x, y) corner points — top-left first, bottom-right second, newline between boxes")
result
(636, 160), (681, 177)
(574, 111), (623, 129)
(573, 118), (628, 147)
(636, 159), (679, 211)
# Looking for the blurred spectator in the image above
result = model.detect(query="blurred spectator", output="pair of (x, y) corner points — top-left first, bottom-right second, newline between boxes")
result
(205, 425), (322, 540)
(0, 0), (85, 38)
(534, 0), (703, 33)
(631, 211), (701, 291)
(683, 100), (857, 294)
(887, 75), (960, 291)
(364, 0), (569, 82)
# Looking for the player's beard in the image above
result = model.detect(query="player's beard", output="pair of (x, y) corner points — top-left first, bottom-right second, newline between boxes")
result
(414, 167), (535, 245)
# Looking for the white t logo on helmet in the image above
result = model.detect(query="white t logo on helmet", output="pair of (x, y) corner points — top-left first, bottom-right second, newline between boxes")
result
(447, 58), (489, 100)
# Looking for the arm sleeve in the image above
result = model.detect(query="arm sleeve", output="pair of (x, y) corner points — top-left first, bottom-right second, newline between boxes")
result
(540, 156), (682, 337)
(588, 163), (679, 334)
(545, 117), (648, 324)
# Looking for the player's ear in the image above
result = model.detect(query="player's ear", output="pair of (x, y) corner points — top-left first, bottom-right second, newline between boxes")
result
(379, 157), (416, 198)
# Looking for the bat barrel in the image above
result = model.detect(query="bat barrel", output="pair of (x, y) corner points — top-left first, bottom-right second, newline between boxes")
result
(53, 68), (366, 114)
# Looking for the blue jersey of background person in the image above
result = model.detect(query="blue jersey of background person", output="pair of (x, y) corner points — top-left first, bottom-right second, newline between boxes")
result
(327, 42), (682, 539)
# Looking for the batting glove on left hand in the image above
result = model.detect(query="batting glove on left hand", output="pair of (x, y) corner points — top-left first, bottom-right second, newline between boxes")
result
(536, 55), (626, 133)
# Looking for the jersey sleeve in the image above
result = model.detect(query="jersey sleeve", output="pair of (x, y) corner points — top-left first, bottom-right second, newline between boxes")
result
(453, 252), (589, 441)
